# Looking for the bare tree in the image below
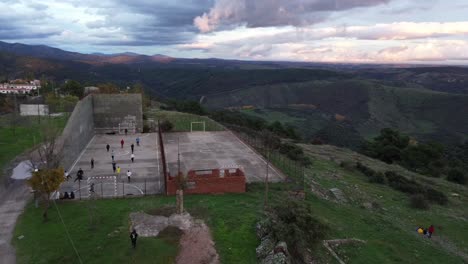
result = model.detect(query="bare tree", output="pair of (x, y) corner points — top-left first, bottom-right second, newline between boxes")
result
(27, 125), (64, 221)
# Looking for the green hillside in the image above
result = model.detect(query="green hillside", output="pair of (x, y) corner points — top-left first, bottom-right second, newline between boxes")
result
(300, 143), (468, 263)
(204, 80), (468, 146)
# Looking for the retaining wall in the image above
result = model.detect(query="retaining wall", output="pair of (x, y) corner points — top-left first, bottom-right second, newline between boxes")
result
(58, 95), (95, 171)
(93, 94), (143, 133)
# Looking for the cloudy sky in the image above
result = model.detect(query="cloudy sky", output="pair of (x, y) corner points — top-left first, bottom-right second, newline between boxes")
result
(1, 0), (468, 64)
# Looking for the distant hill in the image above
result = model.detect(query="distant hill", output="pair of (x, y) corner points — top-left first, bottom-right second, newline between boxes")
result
(0, 41), (467, 146)
(203, 80), (468, 146)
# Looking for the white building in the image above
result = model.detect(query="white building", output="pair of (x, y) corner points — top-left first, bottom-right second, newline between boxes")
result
(0, 80), (41, 94)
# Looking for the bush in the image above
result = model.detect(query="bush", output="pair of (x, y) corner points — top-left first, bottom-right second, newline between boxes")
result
(447, 169), (466, 184)
(385, 171), (424, 194)
(424, 188), (448, 205)
(410, 194), (429, 209)
(159, 120), (173, 132)
(268, 198), (328, 262)
(142, 124), (150, 133)
(369, 172), (386, 184)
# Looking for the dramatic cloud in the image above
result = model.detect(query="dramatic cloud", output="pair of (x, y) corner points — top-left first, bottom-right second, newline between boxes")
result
(1, 0), (468, 64)
(194, 0), (392, 32)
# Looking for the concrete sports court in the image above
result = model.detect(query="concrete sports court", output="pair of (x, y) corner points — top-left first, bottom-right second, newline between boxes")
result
(163, 131), (284, 182)
(59, 133), (162, 199)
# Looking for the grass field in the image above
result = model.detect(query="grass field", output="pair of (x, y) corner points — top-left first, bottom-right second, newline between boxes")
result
(13, 184), (269, 264)
(12, 136), (467, 263)
(0, 115), (68, 180)
(146, 110), (224, 132)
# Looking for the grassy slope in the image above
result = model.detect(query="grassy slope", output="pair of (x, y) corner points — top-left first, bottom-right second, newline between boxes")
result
(13, 185), (268, 264)
(301, 144), (467, 263)
(0, 115), (68, 180)
(145, 109), (224, 132)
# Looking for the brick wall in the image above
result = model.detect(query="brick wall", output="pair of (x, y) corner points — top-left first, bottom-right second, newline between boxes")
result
(167, 168), (246, 195)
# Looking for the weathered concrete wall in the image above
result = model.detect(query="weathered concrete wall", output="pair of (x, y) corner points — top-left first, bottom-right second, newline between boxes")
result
(93, 94), (143, 133)
(19, 104), (49, 116)
(59, 95), (94, 171)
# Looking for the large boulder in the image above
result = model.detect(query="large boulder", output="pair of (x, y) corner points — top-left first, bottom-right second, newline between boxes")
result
(168, 213), (193, 231)
(262, 252), (288, 264)
(256, 235), (275, 259)
(256, 218), (271, 239)
(129, 212), (168, 237)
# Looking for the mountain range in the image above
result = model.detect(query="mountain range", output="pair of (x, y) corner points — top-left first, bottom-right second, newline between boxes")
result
(0, 40), (467, 146)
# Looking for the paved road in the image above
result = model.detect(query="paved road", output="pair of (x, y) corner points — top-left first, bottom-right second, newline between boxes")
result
(0, 180), (31, 264)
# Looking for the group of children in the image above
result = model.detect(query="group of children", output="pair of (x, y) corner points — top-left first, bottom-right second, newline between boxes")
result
(417, 225), (435, 238)
(106, 137), (140, 182)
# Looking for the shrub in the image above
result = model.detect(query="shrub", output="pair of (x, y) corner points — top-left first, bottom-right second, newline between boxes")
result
(385, 171), (425, 194)
(159, 120), (173, 132)
(424, 188), (448, 205)
(410, 194), (429, 209)
(142, 124), (150, 133)
(268, 198), (328, 262)
(369, 172), (386, 184)
(447, 169), (466, 185)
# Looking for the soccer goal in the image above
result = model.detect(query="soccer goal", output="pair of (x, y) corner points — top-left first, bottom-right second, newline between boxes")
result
(190, 121), (206, 132)
(86, 176), (117, 198)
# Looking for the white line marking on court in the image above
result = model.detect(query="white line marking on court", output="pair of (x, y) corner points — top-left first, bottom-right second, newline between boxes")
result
(122, 183), (144, 194)
(116, 151), (130, 156)
(68, 135), (96, 173)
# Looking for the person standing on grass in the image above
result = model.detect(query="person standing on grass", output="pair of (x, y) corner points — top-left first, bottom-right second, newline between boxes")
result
(106, 144), (110, 152)
(91, 158), (94, 169)
(428, 225), (435, 238)
(131, 143), (134, 154)
(131, 153), (135, 163)
(136, 137), (140, 146)
(127, 170), (132, 182)
(121, 139), (124, 148)
(130, 229), (138, 249)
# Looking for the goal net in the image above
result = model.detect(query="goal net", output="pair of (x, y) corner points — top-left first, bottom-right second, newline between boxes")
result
(190, 121), (206, 132)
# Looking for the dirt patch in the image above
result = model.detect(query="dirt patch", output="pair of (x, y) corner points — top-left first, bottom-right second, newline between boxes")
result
(176, 221), (220, 264)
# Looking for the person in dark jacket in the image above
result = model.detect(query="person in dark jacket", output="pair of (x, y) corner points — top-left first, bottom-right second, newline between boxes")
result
(130, 229), (138, 249)
(121, 139), (124, 148)
(74, 168), (84, 182)
(91, 158), (94, 169)
(106, 144), (110, 152)
(131, 143), (134, 154)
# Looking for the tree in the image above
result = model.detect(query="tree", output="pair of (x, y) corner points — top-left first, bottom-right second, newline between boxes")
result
(27, 124), (64, 221)
(62, 80), (84, 97)
(447, 169), (466, 185)
(160, 120), (174, 132)
(28, 168), (64, 221)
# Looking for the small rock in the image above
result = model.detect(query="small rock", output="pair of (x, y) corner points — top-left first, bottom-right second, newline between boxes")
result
(274, 241), (289, 256)
(17, 235), (24, 240)
(361, 202), (373, 210)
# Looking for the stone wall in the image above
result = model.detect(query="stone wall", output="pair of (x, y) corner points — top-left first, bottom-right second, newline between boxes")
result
(58, 95), (95, 171)
(92, 94), (143, 133)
